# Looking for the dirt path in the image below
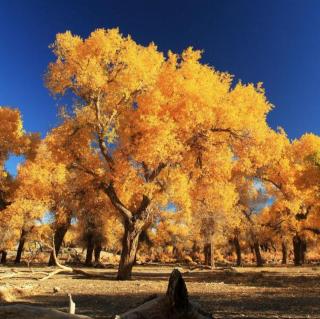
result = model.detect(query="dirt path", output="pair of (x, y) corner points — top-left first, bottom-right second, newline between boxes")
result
(1, 265), (320, 318)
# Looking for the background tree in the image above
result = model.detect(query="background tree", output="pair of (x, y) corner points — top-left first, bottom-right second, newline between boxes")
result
(0, 106), (39, 263)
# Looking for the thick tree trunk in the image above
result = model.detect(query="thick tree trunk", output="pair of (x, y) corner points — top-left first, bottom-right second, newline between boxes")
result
(293, 234), (306, 266)
(117, 221), (142, 280)
(253, 241), (263, 267)
(103, 182), (153, 280)
(301, 239), (306, 264)
(1, 250), (7, 264)
(85, 233), (94, 266)
(15, 228), (27, 264)
(48, 222), (70, 266)
(281, 242), (287, 265)
(233, 236), (242, 266)
(204, 243), (211, 266)
(94, 243), (102, 264)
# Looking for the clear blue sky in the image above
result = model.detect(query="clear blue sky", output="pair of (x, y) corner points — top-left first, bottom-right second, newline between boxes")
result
(1, 0), (320, 172)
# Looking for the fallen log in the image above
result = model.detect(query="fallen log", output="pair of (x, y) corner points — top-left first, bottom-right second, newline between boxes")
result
(38, 237), (111, 281)
(0, 304), (93, 319)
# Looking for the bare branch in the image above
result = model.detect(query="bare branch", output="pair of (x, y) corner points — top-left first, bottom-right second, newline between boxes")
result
(259, 176), (283, 192)
(39, 237), (111, 281)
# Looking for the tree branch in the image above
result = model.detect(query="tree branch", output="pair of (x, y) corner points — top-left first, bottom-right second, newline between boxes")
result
(101, 182), (133, 221)
(304, 227), (320, 235)
(259, 176), (283, 191)
(295, 205), (312, 221)
(210, 127), (249, 139)
(141, 162), (166, 182)
(93, 93), (115, 170)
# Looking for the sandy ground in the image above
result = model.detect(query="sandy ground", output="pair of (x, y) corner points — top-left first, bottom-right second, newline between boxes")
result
(1, 264), (320, 318)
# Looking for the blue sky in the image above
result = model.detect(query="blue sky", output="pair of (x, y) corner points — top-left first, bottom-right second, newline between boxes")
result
(2, 0), (320, 174)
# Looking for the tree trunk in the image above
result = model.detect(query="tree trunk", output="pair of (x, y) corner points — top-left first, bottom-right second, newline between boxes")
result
(103, 183), (153, 280)
(210, 234), (215, 268)
(15, 228), (27, 264)
(253, 241), (263, 267)
(117, 221), (142, 280)
(48, 222), (70, 266)
(85, 233), (94, 266)
(293, 234), (305, 266)
(94, 243), (102, 264)
(233, 236), (242, 266)
(301, 239), (307, 264)
(1, 250), (7, 264)
(281, 242), (287, 265)
(204, 243), (211, 266)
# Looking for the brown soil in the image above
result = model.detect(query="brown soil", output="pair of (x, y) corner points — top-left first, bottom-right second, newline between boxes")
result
(1, 264), (320, 318)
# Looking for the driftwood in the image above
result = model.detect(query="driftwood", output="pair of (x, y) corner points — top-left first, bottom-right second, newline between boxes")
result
(37, 238), (111, 280)
(0, 238), (106, 305)
(0, 304), (93, 319)
(0, 237), (111, 318)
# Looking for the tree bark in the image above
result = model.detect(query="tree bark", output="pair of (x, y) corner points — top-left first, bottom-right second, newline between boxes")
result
(253, 241), (263, 267)
(281, 241), (287, 265)
(301, 239), (306, 264)
(233, 236), (242, 266)
(15, 228), (27, 264)
(293, 234), (306, 266)
(103, 182), (153, 280)
(1, 250), (7, 264)
(204, 243), (211, 266)
(117, 220), (142, 280)
(94, 243), (102, 264)
(48, 221), (71, 266)
(210, 234), (215, 268)
(85, 233), (94, 266)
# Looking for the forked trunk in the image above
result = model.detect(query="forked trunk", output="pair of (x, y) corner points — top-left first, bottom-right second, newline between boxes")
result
(85, 233), (94, 266)
(253, 241), (263, 267)
(48, 221), (70, 266)
(15, 228), (27, 264)
(117, 220), (142, 280)
(233, 236), (242, 266)
(1, 250), (7, 264)
(281, 241), (287, 265)
(103, 183), (153, 280)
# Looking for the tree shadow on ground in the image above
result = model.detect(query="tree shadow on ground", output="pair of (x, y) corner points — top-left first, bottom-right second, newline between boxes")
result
(3, 263), (320, 288)
(7, 290), (320, 319)
(119, 267), (320, 289)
